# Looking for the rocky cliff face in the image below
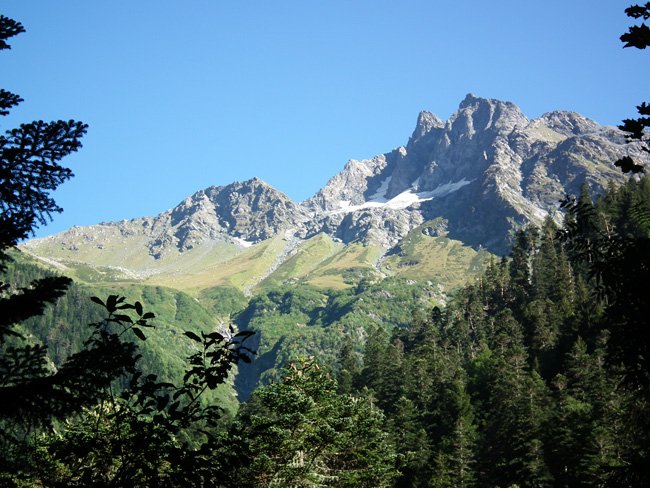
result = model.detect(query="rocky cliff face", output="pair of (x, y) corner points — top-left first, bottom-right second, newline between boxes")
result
(151, 178), (307, 256)
(24, 95), (646, 261)
(306, 94), (642, 252)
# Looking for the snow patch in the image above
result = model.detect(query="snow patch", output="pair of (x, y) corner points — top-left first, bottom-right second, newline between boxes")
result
(232, 237), (254, 248)
(331, 179), (472, 214)
(419, 178), (472, 199)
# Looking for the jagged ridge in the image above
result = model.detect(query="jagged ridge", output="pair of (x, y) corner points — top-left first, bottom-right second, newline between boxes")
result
(307, 93), (643, 252)
(22, 94), (646, 283)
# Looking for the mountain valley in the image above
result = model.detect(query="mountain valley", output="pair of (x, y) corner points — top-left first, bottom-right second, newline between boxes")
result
(16, 94), (644, 396)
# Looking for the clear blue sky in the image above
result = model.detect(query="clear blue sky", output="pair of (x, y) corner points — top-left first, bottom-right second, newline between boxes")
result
(3, 1), (647, 237)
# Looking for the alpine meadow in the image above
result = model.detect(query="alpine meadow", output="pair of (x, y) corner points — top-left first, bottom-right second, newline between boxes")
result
(2, 3), (650, 487)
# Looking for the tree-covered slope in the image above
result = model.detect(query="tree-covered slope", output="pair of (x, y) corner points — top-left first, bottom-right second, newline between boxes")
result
(233, 277), (445, 399)
(2, 251), (241, 414)
(345, 176), (650, 487)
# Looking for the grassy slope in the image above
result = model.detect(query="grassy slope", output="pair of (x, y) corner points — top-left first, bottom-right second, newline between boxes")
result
(22, 220), (492, 295)
(22, 224), (154, 268)
(258, 233), (343, 289)
(149, 236), (287, 292)
(302, 242), (384, 289)
(384, 223), (492, 290)
(22, 227), (244, 286)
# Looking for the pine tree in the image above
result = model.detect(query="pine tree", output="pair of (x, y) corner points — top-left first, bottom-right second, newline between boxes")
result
(225, 358), (398, 487)
(390, 396), (432, 488)
(431, 378), (477, 488)
(548, 337), (624, 486)
(509, 228), (537, 306)
(477, 311), (553, 487)
(336, 341), (359, 395)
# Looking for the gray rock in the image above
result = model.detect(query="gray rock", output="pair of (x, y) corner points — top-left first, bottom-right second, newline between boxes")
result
(305, 94), (643, 253)
(28, 95), (647, 259)
(146, 178), (308, 257)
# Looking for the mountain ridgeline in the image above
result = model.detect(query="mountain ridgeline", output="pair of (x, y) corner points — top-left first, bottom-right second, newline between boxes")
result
(22, 95), (640, 292)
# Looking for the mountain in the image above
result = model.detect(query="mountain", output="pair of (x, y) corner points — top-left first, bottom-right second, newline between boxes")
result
(22, 178), (310, 288)
(306, 94), (640, 252)
(21, 95), (643, 291)
(160, 177), (307, 254)
(14, 94), (647, 400)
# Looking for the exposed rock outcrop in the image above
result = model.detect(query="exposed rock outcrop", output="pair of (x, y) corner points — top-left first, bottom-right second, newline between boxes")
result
(25, 95), (647, 260)
(305, 94), (642, 252)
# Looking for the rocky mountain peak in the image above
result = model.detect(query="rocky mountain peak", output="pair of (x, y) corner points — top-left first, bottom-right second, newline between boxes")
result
(536, 111), (602, 136)
(450, 93), (529, 138)
(25, 95), (645, 262)
(305, 94), (639, 252)
(409, 111), (444, 145)
(146, 177), (308, 256)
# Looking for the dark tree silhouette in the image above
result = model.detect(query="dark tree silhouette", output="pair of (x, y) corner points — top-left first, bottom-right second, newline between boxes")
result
(615, 3), (650, 173)
(0, 13), (90, 425)
(0, 16), (87, 265)
(0, 13), (87, 351)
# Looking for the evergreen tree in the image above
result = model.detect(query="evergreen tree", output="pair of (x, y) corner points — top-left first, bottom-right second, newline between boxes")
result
(431, 378), (477, 488)
(547, 337), (623, 487)
(224, 358), (398, 487)
(508, 227), (537, 307)
(476, 311), (553, 487)
(335, 341), (360, 395)
(389, 396), (432, 488)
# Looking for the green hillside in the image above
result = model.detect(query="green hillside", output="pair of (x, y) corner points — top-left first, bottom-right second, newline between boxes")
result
(233, 277), (447, 399)
(23, 235), (243, 286)
(3, 251), (241, 414)
(384, 221), (492, 289)
(257, 233), (344, 288)
(15, 225), (494, 402)
(145, 235), (288, 292)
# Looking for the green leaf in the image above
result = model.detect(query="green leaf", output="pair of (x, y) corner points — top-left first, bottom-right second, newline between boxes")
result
(210, 331), (225, 339)
(106, 295), (118, 312)
(135, 301), (143, 316)
(142, 312), (155, 320)
(132, 327), (147, 341)
(184, 330), (202, 342)
(113, 314), (133, 324)
(90, 296), (105, 307)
